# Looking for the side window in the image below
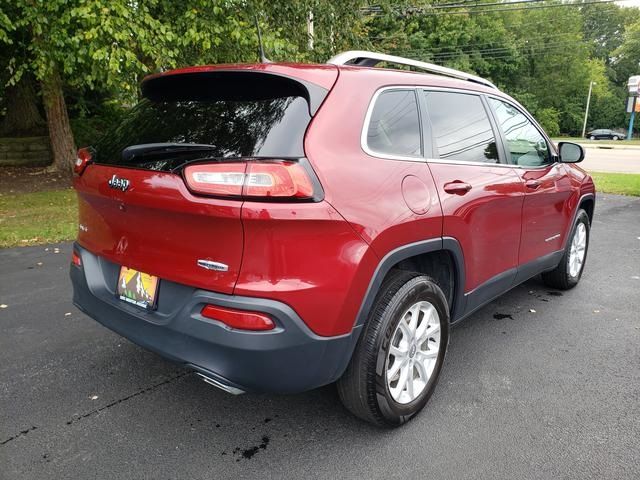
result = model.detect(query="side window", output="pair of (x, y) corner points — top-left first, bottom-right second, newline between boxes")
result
(423, 91), (499, 164)
(488, 98), (551, 167)
(366, 89), (422, 158)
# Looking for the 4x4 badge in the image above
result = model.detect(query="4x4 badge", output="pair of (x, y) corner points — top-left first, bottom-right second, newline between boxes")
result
(108, 175), (130, 191)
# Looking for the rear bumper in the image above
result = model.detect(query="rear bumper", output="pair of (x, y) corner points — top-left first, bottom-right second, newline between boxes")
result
(70, 244), (361, 394)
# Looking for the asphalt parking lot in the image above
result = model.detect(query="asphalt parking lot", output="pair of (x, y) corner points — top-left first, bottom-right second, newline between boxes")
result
(1, 193), (639, 480)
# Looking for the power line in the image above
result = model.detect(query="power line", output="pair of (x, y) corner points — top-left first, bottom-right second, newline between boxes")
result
(406, 41), (591, 61)
(370, 25), (577, 43)
(421, 0), (622, 16)
(380, 31), (582, 54)
(362, 0), (524, 13)
(363, 0), (627, 17)
(431, 0), (552, 10)
(407, 38), (591, 59)
(433, 0), (508, 7)
(389, 38), (593, 66)
(430, 43), (589, 61)
(368, 6), (626, 41)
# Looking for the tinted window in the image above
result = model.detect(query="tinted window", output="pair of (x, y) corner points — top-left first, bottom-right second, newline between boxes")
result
(489, 98), (550, 167)
(93, 96), (310, 171)
(423, 91), (499, 164)
(366, 90), (422, 158)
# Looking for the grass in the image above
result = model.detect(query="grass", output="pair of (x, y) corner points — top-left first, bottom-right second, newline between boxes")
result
(0, 189), (78, 248)
(552, 136), (640, 146)
(590, 172), (640, 197)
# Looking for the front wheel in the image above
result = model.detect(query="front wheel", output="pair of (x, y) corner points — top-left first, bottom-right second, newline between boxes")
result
(542, 209), (590, 290)
(589, 135), (596, 140)
(337, 270), (449, 427)
(613, 136), (621, 141)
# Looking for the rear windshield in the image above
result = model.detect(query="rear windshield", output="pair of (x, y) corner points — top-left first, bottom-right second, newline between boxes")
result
(93, 95), (311, 171)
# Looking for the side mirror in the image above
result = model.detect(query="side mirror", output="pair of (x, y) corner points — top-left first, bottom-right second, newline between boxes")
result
(558, 142), (584, 163)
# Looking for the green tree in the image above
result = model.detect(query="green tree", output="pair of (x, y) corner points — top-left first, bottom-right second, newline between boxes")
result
(1, 0), (365, 171)
(2, 0), (175, 170)
(614, 19), (640, 82)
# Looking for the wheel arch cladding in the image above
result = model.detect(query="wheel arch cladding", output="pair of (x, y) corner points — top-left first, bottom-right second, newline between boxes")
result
(353, 237), (466, 330)
(579, 197), (595, 224)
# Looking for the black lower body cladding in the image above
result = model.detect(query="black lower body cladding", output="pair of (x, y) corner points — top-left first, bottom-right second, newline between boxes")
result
(70, 244), (361, 394)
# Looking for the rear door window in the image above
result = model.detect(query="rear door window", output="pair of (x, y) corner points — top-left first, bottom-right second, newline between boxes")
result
(93, 96), (310, 172)
(422, 91), (499, 164)
(488, 98), (551, 167)
(365, 89), (422, 158)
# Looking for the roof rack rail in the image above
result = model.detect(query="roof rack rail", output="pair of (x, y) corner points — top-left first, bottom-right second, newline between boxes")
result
(327, 50), (497, 90)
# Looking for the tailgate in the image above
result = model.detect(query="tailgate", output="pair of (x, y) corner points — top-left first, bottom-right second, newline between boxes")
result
(73, 66), (337, 296)
(74, 165), (243, 294)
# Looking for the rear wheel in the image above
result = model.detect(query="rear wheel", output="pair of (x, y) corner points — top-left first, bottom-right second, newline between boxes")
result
(542, 209), (590, 290)
(337, 270), (449, 427)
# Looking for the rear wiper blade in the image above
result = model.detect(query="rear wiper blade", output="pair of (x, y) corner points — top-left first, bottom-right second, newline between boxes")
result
(122, 143), (218, 162)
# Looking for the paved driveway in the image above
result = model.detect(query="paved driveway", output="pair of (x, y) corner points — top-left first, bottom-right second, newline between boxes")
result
(1, 194), (639, 480)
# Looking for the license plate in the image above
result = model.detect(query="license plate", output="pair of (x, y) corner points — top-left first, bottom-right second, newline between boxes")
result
(116, 266), (159, 309)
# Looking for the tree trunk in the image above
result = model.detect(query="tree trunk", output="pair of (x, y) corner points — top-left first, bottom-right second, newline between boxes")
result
(41, 70), (76, 172)
(0, 75), (45, 136)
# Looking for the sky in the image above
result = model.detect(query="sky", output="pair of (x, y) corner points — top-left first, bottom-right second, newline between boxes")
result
(617, 0), (640, 6)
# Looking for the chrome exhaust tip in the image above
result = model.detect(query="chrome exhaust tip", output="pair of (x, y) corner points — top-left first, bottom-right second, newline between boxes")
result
(195, 372), (245, 395)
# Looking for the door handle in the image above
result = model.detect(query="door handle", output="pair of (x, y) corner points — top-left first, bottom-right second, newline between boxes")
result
(525, 179), (541, 190)
(443, 181), (472, 195)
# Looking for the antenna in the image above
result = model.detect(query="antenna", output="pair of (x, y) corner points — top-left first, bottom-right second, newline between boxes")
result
(252, 12), (270, 63)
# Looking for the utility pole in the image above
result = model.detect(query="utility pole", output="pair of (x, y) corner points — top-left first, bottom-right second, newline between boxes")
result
(626, 76), (640, 140)
(307, 11), (314, 50)
(628, 98), (636, 141)
(581, 81), (595, 139)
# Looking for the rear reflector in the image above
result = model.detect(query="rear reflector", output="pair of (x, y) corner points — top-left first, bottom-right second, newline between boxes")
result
(74, 148), (92, 176)
(201, 305), (275, 331)
(184, 160), (315, 200)
(71, 250), (82, 267)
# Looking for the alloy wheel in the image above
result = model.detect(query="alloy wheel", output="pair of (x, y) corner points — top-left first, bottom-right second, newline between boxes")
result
(568, 222), (587, 277)
(386, 301), (441, 404)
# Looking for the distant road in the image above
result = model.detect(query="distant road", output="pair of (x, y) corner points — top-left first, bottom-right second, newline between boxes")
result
(580, 148), (640, 174)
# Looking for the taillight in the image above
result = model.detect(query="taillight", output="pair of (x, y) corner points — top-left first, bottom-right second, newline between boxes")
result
(184, 163), (247, 196)
(244, 162), (314, 198)
(71, 250), (82, 267)
(201, 304), (275, 331)
(74, 147), (92, 176)
(183, 160), (317, 200)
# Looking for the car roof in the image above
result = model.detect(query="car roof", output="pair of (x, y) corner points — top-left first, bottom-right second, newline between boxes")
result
(335, 64), (499, 94)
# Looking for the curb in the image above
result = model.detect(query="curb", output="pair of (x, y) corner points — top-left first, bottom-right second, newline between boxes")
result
(552, 140), (640, 151)
(579, 144), (640, 151)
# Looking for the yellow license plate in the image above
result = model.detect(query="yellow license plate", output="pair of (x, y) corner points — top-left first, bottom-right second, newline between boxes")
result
(117, 266), (159, 309)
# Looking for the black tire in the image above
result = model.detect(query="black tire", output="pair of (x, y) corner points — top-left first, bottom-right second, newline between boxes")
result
(337, 270), (449, 427)
(589, 135), (596, 140)
(542, 209), (590, 290)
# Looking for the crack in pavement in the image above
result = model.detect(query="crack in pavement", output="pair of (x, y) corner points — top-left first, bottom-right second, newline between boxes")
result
(0, 426), (37, 446)
(64, 371), (191, 426)
(2, 372), (191, 446)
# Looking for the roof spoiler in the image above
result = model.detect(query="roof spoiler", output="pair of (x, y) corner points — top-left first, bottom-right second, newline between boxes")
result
(141, 69), (330, 115)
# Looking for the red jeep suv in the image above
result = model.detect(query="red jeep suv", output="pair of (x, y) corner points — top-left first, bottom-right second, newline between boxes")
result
(70, 51), (595, 426)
